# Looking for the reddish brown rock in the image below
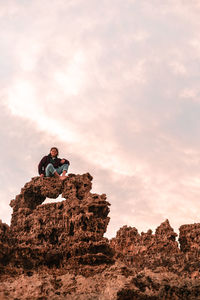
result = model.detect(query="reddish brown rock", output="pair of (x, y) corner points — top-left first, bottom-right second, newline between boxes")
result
(110, 219), (181, 272)
(8, 173), (114, 271)
(1, 174), (200, 299)
(179, 223), (200, 253)
(0, 220), (10, 273)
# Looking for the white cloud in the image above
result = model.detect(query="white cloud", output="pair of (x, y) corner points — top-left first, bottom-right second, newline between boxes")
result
(2, 0), (200, 238)
(6, 80), (38, 117)
(179, 88), (198, 100)
(17, 43), (42, 72)
(54, 50), (86, 96)
(169, 61), (187, 75)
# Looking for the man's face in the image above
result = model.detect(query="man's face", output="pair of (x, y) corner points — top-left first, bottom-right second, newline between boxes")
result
(50, 149), (58, 157)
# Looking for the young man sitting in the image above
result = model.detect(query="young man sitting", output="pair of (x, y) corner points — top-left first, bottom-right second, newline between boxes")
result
(38, 147), (70, 180)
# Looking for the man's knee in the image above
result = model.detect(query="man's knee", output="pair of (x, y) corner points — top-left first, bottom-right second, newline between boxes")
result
(45, 163), (55, 176)
(62, 163), (69, 171)
(46, 163), (53, 169)
(62, 163), (69, 167)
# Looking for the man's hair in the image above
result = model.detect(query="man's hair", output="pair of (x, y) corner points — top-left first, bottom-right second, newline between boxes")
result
(50, 147), (59, 155)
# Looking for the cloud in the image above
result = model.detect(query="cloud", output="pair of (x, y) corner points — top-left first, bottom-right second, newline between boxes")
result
(1, 0), (200, 238)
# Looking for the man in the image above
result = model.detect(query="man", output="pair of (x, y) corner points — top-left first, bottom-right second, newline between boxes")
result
(38, 147), (70, 180)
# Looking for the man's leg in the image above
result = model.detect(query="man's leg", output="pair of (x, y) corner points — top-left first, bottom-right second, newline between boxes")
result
(56, 164), (69, 178)
(45, 163), (60, 178)
(62, 163), (69, 176)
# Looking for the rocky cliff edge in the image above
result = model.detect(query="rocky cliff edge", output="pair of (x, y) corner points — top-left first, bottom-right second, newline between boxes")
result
(1, 173), (200, 299)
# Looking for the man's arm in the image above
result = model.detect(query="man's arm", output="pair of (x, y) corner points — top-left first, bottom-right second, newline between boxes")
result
(60, 158), (70, 165)
(38, 156), (47, 175)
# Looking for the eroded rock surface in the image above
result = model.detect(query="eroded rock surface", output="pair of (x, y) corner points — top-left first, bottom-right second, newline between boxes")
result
(1, 173), (200, 299)
(0, 220), (10, 272)
(8, 173), (114, 272)
(110, 220), (181, 272)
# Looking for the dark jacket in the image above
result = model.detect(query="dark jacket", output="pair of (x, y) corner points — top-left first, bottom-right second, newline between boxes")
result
(38, 154), (70, 175)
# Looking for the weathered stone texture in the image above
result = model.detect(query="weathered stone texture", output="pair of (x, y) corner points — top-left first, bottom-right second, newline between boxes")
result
(110, 219), (182, 273)
(1, 174), (200, 299)
(0, 220), (10, 271)
(8, 173), (114, 270)
(179, 223), (200, 253)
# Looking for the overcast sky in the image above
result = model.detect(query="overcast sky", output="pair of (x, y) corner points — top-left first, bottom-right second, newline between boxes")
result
(1, 0), (200, 238)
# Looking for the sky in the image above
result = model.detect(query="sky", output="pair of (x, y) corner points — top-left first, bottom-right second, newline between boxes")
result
(1, 0), (200, 238)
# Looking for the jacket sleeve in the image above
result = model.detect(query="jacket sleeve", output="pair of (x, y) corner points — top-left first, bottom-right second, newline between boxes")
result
(61, 158), (70, 166)
(38, 156), (47, 175)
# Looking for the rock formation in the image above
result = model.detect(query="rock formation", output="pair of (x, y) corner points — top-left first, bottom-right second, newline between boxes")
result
(1, 173), (200, 299)
(7, 173), (114, 274)
(110, 219), (181, 272)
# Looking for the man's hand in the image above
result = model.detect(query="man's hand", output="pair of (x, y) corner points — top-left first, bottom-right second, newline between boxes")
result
(61, 159), (65, 164)
(40, 174), (44, 178)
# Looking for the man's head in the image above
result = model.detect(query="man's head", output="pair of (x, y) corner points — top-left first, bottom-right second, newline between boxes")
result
(50, 147), (59, 157)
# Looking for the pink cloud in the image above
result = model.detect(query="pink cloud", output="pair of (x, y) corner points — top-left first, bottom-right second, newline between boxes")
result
(1, 0), (200, 238)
